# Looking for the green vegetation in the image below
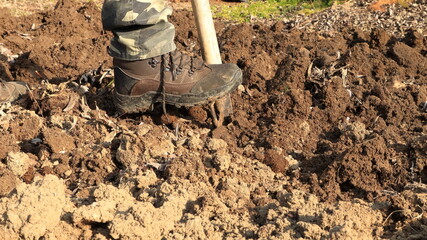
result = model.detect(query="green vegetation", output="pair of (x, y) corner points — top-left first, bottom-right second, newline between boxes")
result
(213, 0), (342, 22)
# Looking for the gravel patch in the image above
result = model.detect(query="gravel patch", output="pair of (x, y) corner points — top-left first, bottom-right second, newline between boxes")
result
(285, 0), (427, 37)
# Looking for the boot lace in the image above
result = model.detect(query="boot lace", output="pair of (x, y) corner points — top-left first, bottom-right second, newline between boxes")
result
(159, 51), (207, 118)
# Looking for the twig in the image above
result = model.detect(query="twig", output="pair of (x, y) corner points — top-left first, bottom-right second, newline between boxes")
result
(26, 85), (43, 117)
(422, 99), (427, 112)
(307, 61), (313, 79)
(383, 210), (405, 225)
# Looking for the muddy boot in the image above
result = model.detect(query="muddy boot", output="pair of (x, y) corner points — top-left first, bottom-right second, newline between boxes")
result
(113, 50), (242, 114)
(0, 80), (28, 103)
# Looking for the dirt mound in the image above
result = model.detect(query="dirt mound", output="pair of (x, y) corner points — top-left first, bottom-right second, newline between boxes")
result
(0, 0), (110, 86)
(189, 21), (426, 204)
(1, 0), (427, 239)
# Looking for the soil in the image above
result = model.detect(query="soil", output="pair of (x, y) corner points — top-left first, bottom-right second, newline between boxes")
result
(1, 0), (427, 239)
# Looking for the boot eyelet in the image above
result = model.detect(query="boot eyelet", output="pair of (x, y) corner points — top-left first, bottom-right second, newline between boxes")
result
(148, 58), (158, 68)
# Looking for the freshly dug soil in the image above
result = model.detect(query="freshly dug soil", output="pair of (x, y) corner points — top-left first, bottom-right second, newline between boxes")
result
(0, 0), (426, 239)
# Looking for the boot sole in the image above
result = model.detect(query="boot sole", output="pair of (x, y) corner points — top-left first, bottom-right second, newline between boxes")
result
(114, 69), (242, 114)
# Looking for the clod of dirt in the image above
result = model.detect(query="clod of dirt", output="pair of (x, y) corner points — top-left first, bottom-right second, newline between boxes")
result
(0, 167), (17, 197)
(39, 91), (80, 116)
(6, 152), (36, 177)
(133, 169), (158, 189)
(338, 120), (370, 142)
(188, 106), (208, 122)
(115, 134), (146, 170)
(21, 167), (36, 184)
(73, 183), (187, 239)
(391, 42), (427, 74)
(319, 135), (404, 201)
(144, 131), (176, 158)
(115, 125), (176, 170)
(0, 175), (71, 239)
(412, 136), (427, 182)
(206, 138), (227, 152)
(287, 155), (300, 171)
(160, 113), (179, 126)
(8, 110), (43, 141)
(0, 134), (20, 159)
(264, 149), (289, 173)
(212, 151), (231, 171)
(42, 127), (76, 153)
(186, 130), (205, 150)
(265, 190), (384, 239)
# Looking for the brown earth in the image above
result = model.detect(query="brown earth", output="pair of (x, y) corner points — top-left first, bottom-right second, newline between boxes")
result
(0, 0), (427, 239)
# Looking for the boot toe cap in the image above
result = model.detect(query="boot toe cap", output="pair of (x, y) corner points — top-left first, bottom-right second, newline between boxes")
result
(190, 63), (242, 95)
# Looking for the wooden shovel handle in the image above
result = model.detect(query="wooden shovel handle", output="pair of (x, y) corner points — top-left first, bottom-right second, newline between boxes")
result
(190, 0), (222, 64)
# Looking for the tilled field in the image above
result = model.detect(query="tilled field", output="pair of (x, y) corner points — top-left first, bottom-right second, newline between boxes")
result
(0, 0), (426, 239)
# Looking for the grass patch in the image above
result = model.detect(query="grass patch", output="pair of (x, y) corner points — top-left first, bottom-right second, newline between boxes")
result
(213, 0), (342, 22)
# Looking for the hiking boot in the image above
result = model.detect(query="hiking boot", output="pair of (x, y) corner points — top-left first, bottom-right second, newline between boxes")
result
(0, 80), (28, 103)
(113, 50), (242, 113)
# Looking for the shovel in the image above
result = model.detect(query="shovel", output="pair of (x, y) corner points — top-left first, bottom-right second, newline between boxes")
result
(190, 0), (234, 127)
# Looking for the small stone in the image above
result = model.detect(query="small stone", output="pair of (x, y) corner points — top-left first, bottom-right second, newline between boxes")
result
(287, 155), (300, 171)
(237, 84), (245, 94)
(64, 170), (72, 177)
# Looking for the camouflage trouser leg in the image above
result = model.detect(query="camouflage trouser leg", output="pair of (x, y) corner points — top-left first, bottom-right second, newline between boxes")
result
(102, 0), (176, 61)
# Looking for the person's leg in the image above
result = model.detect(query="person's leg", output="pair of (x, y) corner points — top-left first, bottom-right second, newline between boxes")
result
(102, 0), (176, 60)
(102, 0), (242, 114)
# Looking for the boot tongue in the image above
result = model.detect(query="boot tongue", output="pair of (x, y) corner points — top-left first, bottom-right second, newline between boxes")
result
(167, 50), (206, 77)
